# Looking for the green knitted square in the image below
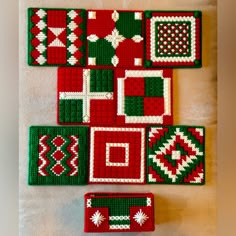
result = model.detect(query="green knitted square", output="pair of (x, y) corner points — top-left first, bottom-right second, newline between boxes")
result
(145, 77), (164, 97)
(125, 96), (144, 116)
(90, 70), (114, 92)
(59, 100), (83, 123)
(116, 12), (142, 38)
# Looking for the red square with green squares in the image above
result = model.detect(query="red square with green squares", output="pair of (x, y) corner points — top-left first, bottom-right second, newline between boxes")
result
(58, 67), (115, 125)
(28, 126), (88, 185)
(87, 10), (144, 67)
(116, 69), (173, 125)
(28, 8), (86, 66)
(147, 126), (205, 185)
(145, 11), (202, 68)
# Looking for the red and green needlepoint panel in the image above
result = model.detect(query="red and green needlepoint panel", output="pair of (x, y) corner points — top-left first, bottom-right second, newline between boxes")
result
(58, 67), (114, 125)
(147, 126), (205, 185)
(116, 69), (173, 125)
(89, 127), (145, 184)
(145, 11), (201, 68)
(28, 126), (88, 185)
(84, 192), (154, 232)
(28, 8), (86, 66)
(87, 10), (144, 67)
(58, 68), (172, 126)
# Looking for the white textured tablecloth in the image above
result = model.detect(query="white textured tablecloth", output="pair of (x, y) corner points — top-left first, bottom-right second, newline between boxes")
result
(19, 0), (217, 235)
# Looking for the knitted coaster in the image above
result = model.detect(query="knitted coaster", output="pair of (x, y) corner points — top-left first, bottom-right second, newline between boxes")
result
(87, 10), (144, 67)
(145, 11), (202, 68)
(84, 192), (154, 232)
(89, 127), (145, 184)
(28, 8), (86, 66)
(115, 68), (173, 125)
(28, 126), (88, 185)
(58, 67), (115, 125)
(147, 126), (205, 185)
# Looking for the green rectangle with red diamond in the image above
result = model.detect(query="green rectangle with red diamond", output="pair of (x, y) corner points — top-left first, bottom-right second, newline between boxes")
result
(146, 125), (205, 185)
(84, 192), (154, 232)
(28, 126), (88, 185)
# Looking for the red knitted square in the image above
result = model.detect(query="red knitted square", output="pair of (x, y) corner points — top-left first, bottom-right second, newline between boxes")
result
(144, 97), (164, 116)
(89, 127), (145, 184)
(124, 77), (145, 96)
(47, 10), (67, 27)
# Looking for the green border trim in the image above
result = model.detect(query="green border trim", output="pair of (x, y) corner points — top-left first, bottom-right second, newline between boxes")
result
(28, 126), (88, 185)
(146, 125), (205, 185)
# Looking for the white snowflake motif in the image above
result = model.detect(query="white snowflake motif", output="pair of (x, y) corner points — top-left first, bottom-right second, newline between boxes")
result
(90, 210), (105, 227)
(105, 28), (125, 49)
(133, 209), (149, 226)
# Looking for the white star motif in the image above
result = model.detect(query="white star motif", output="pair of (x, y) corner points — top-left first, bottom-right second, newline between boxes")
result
(90, 210), (105, 227)
(105, 28), (125, 49)
(133, 209), (149, 226)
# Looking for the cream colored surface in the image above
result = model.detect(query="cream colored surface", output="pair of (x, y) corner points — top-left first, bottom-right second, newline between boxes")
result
(19, 0), (217, 235)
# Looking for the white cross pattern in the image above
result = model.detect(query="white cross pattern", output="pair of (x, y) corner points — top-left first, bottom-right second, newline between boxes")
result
(59, 69), (113, 123)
